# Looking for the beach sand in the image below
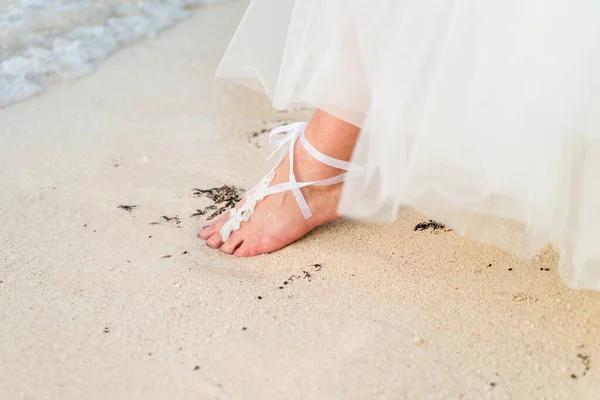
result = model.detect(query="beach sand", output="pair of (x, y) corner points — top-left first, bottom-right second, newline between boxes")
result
(1, 1), (600, 399)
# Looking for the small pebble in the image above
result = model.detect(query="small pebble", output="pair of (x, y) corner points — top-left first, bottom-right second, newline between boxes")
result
(513, 293), (537, 302)
(412, 337), (425, 346)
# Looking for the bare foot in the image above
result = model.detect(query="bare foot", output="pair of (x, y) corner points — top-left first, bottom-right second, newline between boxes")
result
(198, 110), (360, 256)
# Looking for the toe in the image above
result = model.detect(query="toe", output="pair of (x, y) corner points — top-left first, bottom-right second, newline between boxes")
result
(233, 247), (249, 257)
(206, 232), (224, 249)
(198, 198), (248, 240)
(198, 213), (230, 240)
(234, 237), (283, 257)
(234, 242), (256, 257)
(198, 224), (215, 240)
(220, 233), (244, 255)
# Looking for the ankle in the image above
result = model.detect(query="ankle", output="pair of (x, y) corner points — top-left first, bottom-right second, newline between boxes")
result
(292, 144), (345, 182)
(303, 109), (360, 162)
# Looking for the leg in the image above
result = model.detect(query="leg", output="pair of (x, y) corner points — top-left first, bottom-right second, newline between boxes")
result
(198, 108), (360, 256)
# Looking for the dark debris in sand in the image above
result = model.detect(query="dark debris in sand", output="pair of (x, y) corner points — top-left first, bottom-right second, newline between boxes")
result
(150, 215), (181, 225)
(578, 353), (591, 376)
(247, 119), (296, 148)
(117, 205), (138, 212)
(162, 215), (181, 225)
(191, 185), (244, 220)
(278, 264), (323, 289)
(414, 220), (451, 232)
(248, 128), (269, 148)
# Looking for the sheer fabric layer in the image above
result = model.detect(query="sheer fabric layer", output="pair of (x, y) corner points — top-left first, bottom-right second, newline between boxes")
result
(216, 0), (600, 290)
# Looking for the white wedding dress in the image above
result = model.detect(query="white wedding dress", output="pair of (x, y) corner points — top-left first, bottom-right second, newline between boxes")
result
(216, 0), (600, 290)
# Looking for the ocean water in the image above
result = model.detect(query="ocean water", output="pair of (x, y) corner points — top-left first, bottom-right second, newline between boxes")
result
(0, 0), (225, 108)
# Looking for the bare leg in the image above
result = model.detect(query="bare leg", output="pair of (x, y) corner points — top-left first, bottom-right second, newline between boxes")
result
(198, 109), (360, 256)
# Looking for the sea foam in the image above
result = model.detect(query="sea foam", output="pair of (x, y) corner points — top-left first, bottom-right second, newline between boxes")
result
(0, 0), (226, 108)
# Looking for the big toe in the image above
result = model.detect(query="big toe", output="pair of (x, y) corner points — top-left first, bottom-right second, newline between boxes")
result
(233, 242), (254, 257)
(234, 239), (272, 257)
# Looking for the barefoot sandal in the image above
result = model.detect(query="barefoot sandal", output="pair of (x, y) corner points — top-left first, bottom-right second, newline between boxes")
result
(219, 122), (357, 241)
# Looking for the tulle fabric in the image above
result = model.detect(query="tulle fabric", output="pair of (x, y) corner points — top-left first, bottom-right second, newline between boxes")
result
(216, 0), (600, 290)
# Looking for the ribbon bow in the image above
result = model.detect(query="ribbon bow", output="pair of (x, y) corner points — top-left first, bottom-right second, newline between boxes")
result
(267, 122), (307, 161)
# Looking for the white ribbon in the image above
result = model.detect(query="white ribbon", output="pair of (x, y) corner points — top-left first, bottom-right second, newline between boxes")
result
(261, 121), (359, 220)
(267, 122), (307, 161)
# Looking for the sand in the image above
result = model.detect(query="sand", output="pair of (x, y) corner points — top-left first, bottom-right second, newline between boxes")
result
(1, 1), (600, 399)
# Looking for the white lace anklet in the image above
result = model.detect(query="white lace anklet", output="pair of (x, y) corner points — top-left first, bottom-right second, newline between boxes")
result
(219, 122), (357, 241)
